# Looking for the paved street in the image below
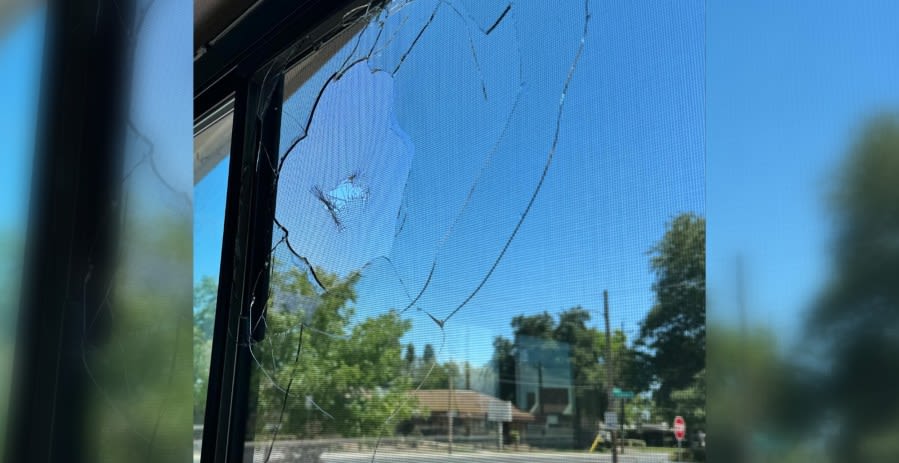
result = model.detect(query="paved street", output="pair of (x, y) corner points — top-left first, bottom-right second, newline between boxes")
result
(193, 442), (676, 462)
(292, 449), (670, 463)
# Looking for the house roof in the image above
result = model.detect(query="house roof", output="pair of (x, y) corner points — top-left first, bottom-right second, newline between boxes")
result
(409, 389), (535, 422)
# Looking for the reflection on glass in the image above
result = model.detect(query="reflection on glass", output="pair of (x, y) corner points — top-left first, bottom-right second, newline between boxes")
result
(193, 109), (234, 454)
(193, 1), (704, 461)
(80, 1), (193, 460)
(708, 2), (899, 461)
(0, 8), (43, 456)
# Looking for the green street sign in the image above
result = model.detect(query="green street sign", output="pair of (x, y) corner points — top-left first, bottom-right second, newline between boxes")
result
(612, 388), (634, 399)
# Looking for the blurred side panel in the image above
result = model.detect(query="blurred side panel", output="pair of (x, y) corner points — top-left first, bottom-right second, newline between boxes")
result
(85, 0), (194, 461)
(708, 1), (899, 462)
(0, 3), (44, 457)
(4, 0), (135, 461)
(3, 0), (193, 461)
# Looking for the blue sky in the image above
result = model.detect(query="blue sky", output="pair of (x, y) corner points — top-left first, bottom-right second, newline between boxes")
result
(129, 0), (193, 201)
(0, 9), (43, 326)
(17, 0), (894, 372)
(1, 0), (191, 229)
(0, 10), (43, 240)
(195, 0), (704, 368)
(707, 0), (899, 347)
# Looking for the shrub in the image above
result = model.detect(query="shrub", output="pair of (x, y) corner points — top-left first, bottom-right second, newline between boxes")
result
(669, 447), (706, 462)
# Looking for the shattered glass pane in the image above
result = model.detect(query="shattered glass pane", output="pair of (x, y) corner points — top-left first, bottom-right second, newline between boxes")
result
(226, 1), (704, 461)
(0, 8), (44, 456)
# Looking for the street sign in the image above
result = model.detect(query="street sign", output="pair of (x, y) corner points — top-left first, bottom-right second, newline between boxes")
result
(612, 388), (634, 399)
(673, 416), (686, 441)
(604, 411), (618, 427)
(487, 399), (512, 422)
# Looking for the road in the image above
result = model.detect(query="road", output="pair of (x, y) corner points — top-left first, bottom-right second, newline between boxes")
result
(288, 449), (670, 463)
(192, 445), (675, 463)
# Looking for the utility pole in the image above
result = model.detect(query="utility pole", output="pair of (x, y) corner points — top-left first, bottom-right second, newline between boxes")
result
(736, 255), (751, 463)
(449, 367), (454, 454)
(736, 255), (747, 339)
(537, 362), (544, 417)
(465, 362), (471, 390)
(620, 322), (627, 435)
(603, 290), (618, 463)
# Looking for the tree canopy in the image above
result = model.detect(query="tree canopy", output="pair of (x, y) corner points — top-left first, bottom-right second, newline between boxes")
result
(638, 213), (706, 420)
(194, 265), (417, 439)
(805, 114), (899, 460)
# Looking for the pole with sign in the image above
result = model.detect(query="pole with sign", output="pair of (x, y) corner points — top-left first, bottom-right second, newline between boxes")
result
(488, 400), (512, 451)
(673, 416), (686, 460)
(602, 291), (618, 463)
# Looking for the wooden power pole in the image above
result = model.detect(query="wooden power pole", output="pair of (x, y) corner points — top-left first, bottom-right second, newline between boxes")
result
(604, 290), (618, 463)
(448, 368), (454, 454)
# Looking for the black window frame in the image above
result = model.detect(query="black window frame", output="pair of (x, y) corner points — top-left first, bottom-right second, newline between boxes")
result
(193, 1), (382, 461)
(4, 1), (136, 462)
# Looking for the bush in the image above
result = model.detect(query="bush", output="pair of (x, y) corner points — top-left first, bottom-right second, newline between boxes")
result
(669, 447), (706, 462)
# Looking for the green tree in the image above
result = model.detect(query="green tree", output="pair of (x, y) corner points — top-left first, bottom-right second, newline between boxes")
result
(511, 311), (555, 340)
(412, 343), (463, 389)
(189, 263), (419, 440)
(492, 336), (516, 402)
(404, 343), (415, 367)
(0, 232), (21, 452)
(493, 308), (653, 446)
(92, 214), (193, 461)
(670, 369), (705, 433)
(805, 114), (899, 461)
(638, 213), (705, 420)
(422, 343), (435, 364)
(251, 265), (416, 438)
(193, 276), (218, 423)
(553, 307), (600, 444)
(706, 323), (818, 462)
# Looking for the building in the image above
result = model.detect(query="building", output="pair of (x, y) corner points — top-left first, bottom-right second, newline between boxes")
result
(515, 336), (577, 448)
(403, 389), (534, 445)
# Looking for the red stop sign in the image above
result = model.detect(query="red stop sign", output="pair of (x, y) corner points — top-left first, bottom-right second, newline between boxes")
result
(673, 416), (686, 441)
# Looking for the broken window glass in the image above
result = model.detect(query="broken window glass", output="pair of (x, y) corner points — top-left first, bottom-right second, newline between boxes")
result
(0, 7), (44, 456)
(214, 1), (705, 461)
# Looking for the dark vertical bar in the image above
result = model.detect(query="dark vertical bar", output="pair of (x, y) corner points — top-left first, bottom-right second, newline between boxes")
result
(4, 1), (134, 462)
(243, 73), (284, 462)
(201, 79), (257, 463)
(201, 72), (283, 463)
(603, 290), (618, 463)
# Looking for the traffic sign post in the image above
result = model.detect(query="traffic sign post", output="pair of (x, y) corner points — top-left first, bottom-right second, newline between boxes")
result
(673, 416), (686, 461)
(604, 411), (618, 428)
(488, 400), (512, 451)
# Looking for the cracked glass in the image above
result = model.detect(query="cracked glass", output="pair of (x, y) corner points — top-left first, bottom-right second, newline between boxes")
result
(0, 7), (44, 456)
(192, 1), (704, 461)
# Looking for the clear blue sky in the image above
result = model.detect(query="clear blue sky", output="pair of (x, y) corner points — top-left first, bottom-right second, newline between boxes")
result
(0, 9), (43, 324)
(0, 10), (43, 240)
(707, 0), (899, 347)
(3, 0), (896, 400)
(129, 0), (193, 203)
(195, 0), (704, 368)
